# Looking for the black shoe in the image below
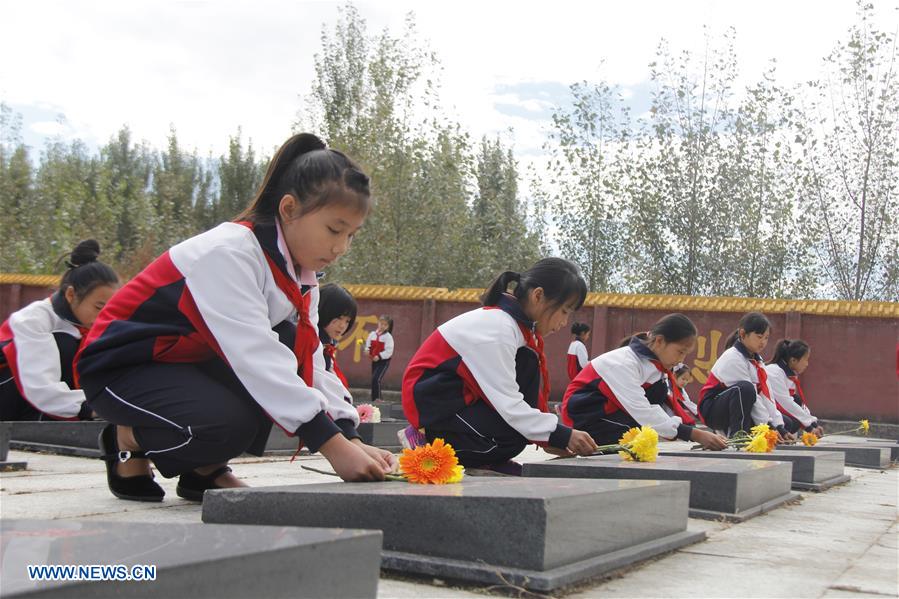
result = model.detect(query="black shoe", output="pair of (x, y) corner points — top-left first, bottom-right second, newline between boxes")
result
(98, 424), (165, 502)
(176, 466), (233, 502)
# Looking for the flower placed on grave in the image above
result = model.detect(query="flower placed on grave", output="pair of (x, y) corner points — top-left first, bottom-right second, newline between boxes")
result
(801, 431), (819, 446)
(370, 406), (381, 423)
(764, 430), (779, 451)
(398, 438), (464, 484)
(591, 426), (658, 462)
(356, 403), (374, 423)
(750, 423), (771, 436)
(819, 419), (871, 439)
(745, 432), (770, 453)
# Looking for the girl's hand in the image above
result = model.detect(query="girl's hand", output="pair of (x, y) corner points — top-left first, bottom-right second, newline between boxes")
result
(813, 426), (824, 437)
(779, 431), (797, 444)
(567, 429), (598, 456)
(373, 356), (380, 362)
(319, 434), (388, 482)
(351, 439), (398, 473)
(692, 428), (728, 450)
(543, 445), (574, 457)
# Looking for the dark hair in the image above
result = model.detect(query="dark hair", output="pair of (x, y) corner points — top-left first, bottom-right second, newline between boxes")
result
(724, 312), (771, 348)
(481, 258), (588, 312)
(673, 363), (691, 377)
(378, 315), (394, 334)
(571, 322), (591, 336)
(58, 240), (119, 301)
(648, 313), (697, 344)
(236, 133), (371, 224)
(318, 284), (357, 338)
(619, 332), (649, 347)
(770, 339), (810, 366)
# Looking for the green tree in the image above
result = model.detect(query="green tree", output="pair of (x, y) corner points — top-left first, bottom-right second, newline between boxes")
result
(797, 1), (899, 301)
(540, 79), (630, 292)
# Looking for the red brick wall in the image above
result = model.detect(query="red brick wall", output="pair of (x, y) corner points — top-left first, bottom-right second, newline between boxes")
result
(4, 282), (897, 422)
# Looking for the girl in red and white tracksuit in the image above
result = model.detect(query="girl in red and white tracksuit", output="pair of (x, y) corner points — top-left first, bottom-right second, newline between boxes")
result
(365, 316), (394, 401)
(0, 240), (118, 421)
(566, 322), (590, 380)
(401, 259), (598, 471)
(765, 339), (823, 436)
(562, 314), (726, 449)
(317, 283), (357, 404)
(76, 133), (395, 503)
(697, 312), (792, 440)
(670, 363), (699, 424)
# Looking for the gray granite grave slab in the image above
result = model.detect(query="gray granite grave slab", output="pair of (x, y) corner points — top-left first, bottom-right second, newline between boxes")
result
(0, 422), (26, 471)
(1, 422), (10, 461)
(357, 420), (406, 449)
(202, 477), (704, 591)
(7, 421), (106, 450)
(523, 455), (796, 521)
(849, 440), (899, 461)
(0, 519), (381, 599)
(786, 444), (891, 468)
(660, 450), (850, 492)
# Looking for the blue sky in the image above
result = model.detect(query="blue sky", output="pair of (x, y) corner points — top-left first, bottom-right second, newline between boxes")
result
(2, 0), (897, 163)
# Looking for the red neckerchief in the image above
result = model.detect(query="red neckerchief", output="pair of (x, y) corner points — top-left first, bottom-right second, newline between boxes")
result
(237, 221), (317, 387)
(750, 358), (771, 402)
(520, 326), (550, 413)
(788, 375), (807, 406)
(649, 360), (695, 425)
(323, 342), (350, 389)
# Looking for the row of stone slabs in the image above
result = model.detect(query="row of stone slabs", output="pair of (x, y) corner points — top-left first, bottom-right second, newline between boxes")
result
(8, 419), (897, 464)
(1, 433), (893, 595)
(3, 419), (409, 458)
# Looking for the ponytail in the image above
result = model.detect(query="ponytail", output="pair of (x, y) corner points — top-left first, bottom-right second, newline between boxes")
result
(236, 133), (371, 224)
(481, 271), (522, 307)
(481, 258), (587, 311)
(724, 312), (771, 349)
(58, 240), (119, 300)
(770, 338), (810, 365)
(619, 332), (649, 347)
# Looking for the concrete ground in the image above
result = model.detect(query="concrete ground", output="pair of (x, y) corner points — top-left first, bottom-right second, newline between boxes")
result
(1, 436), (896, 599)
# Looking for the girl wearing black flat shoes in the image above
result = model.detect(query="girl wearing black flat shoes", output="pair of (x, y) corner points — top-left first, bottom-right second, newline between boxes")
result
(77, 133), (397, 502)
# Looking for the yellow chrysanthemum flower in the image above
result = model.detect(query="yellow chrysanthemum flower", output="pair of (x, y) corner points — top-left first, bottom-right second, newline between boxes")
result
(619, 426), (659, 462)
(630, 426), (659, 462)
(750, 423), (771, 436)
(801, 431), (818, 446)
(398, 438), (461, 484)
(617, 427), (640, 459)
(446, 465), (465, 483)
(860, 420), (870, 434)
(744, 432), (770, 453)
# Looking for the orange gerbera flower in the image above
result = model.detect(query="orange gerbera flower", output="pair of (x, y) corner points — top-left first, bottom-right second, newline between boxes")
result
(398, 438), (462, 484)
(801, 431), (818, 446)
(764, 430), (779, 452)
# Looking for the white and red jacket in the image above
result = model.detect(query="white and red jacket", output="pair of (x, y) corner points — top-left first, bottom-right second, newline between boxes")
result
(0, 293), (92, 420)
(765, 362), (817, 430)
(402, 295), (571, 449)
(76, 221), (359, 447)
(365, 330), (394, 360)
(698, 341), (783, 428)
(319, 329), (352, 404)
(562, 337), (695, 440)
(566, 339), (589, 380)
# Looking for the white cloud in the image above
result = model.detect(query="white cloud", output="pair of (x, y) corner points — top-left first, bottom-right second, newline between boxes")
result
(1, 0), (896, 158)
